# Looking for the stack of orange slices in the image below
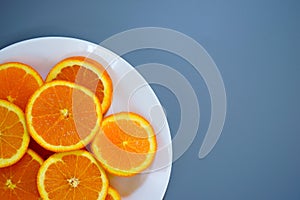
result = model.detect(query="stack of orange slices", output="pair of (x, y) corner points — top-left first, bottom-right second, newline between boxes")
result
(0, 56), (157, 200)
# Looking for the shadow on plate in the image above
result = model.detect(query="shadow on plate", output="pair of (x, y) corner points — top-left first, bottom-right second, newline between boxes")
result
(109, 173), (147, 197)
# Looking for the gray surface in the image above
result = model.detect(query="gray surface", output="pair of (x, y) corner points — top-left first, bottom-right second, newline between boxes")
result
(1, 0), (300, 199)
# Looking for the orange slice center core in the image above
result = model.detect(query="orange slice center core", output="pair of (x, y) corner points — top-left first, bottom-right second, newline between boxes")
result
(60, 108), (70, 119)
(122, 141), (128, 147)
(5, 179), (16, 190)
(67, 177), (80, 188)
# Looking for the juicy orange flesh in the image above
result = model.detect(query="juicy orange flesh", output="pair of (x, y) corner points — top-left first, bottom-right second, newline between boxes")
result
(31, 85), (98, 146)
(54, 65), (104, 104)
(0, 67), (41, 111)
(96, 120), (152, 170)
(104, 120), (150, 153)
(44, 154), (103, 199)
(0, 106), (24, 159)
(106, 194), (114, 200)
(0, 152), (41, 199)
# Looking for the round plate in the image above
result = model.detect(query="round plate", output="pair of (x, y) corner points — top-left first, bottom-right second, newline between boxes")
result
(0, 37), (172, 200)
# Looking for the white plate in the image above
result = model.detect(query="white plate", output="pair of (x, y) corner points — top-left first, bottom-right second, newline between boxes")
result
(0, 37), (172, 200)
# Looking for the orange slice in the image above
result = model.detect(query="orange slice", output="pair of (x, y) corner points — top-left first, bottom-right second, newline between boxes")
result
(91, 112), (157, 176)
(46, 56), (113, 114)
(0, 149), (43, 199)
(37, 150), (109, 200)
(105, 187), (121, 200)
(0, 100), (30, 168)
(26, 80), (102, 152)
(0, 62), (43, 111)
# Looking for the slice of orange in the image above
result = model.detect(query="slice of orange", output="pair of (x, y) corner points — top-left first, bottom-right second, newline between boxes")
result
(105, 187), (121, 200)
(26, 80), (102, 152)
(46, 56), (113, 114)
(0, 62), (43, 111)
(37, 150), (109, 200)
(0, 149), (43, 199)
(0, 99), (30, 168)
(91, 112), (157, 177)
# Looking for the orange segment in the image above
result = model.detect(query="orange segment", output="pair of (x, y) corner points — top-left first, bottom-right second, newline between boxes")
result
(0, 149), (43, 199)
(0, 100), (30, 168)
(46, 56), (113, 114)
(105, 187), (121, 200)
(0, 62), (43, 111)
(37, 150), (109, 200)
(26, 80), (102, 152)
(91, 112), (157, 176)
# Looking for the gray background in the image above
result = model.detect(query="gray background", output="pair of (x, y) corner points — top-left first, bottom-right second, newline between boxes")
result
(1, 0), (299, 199)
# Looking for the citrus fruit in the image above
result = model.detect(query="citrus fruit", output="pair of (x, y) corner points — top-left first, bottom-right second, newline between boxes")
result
(37, 150), (109, 200)
(45, 56), (113, 114)
(105, 187), (121, 200)
(0, 62), (43, 111)
(0, 99), (30, 168)
(91, 112), (157, 176)
(0, 149), (43, 199)
(26, 80), (102, 152)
